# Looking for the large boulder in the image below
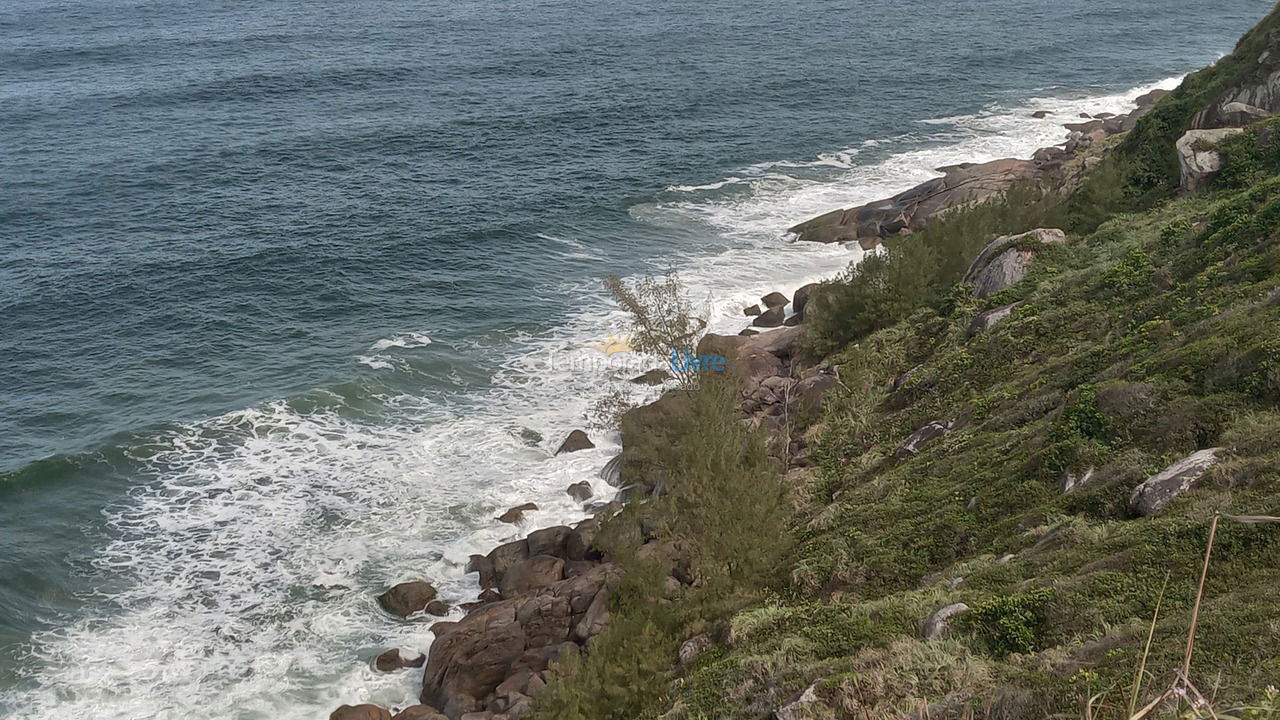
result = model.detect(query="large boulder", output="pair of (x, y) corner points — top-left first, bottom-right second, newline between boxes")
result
(961, 229), (1066, 299)
(1129, 448), (1224, 517)
(761, 291), (790, 309)
(792, 283), (820, 320)
(500, 555), (566, 597)
(789, 158), (1039, 243)
(1176, 128), (1245, 193)
(378, 581), (439, 618)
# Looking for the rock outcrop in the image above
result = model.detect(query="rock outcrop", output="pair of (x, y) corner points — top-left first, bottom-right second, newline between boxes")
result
(1129, 448), (1224, 517)
(968, 302), (1022, 336)
(330, 705), (393, 720)
(1176, 128), (1245, 192)
(961, 228), (1067, 298)
(789, 158), (1038, 243)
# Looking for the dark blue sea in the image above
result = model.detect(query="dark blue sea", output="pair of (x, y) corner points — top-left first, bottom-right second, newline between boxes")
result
(0, 0), (1269, 715)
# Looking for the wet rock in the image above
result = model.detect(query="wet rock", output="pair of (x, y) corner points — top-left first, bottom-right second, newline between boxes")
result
(961, 228), (1067, 299)
(1177, 128), (1245, 192)
(375, 648), (426, 672)
(392, 706), (448, 720)
(678, 634), (713, 666)
(895, 420), (954, 458)
(1129, 448), (1224, 517)
(378, 581), (439, 617)
(330, 705), (393, 720)
(554, 430), (595, 455)
(743, 304), (762, 316)
(968, 302), (1022, 336)
(761, 291), (790, 309)
(565, 481), (593, 503)
(752, 305), (786, 328)
(516, 427), (542, 447)
(426, 600), (451, 617)
(1031, 110), (1051, 118)
(496, 503), (539, 524)
(924, 602), (971, 640)
(738, 327), (760, 336)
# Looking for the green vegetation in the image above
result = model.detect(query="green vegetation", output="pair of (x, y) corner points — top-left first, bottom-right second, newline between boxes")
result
(534, 11), (1280, 718)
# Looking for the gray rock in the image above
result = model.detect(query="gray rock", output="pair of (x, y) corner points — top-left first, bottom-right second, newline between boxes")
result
(962, 228), (1066, 299)
(526, 526), (571, 558)
(554, 430), (595, 455)
(774, 682), (823, 720)
(1129, 448), (1224, 517)
(924, 602), (971, 640)
(1060, 467), (1096, 494)
(968, 302), (1022, 336)
(743, 304), (762, 317)
(678, 634), (713, 666)
(895, 420), (954, 458)
(1177, 128), (1245, 192)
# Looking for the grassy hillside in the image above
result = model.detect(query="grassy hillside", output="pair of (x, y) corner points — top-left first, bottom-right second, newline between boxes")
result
(530, 8), (1280, 719)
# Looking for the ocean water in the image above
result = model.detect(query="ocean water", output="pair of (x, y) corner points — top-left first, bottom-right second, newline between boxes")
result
(0, 0), (1269, 715)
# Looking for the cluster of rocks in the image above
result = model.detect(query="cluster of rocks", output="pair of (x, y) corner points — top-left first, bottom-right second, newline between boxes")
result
(786, 89), (1170, 245)
(740, 284), (822, 332)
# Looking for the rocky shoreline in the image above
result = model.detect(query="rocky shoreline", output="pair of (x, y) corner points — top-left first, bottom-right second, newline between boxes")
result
(327, 87), (1192, 720)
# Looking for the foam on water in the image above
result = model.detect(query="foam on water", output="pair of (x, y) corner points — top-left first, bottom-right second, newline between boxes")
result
(5, 77), (1180, 718)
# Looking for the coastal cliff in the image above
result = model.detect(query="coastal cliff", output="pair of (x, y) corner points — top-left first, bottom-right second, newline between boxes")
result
(333, 6), (1280, 719)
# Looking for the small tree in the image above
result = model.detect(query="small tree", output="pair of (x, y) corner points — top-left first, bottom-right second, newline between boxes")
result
(603, 269), (707, 390)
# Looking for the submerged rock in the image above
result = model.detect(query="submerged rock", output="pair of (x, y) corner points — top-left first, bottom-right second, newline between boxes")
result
(378, 581), (439, 618)
(1129, 448), (1224, 517)
(554, 430), (595, 455)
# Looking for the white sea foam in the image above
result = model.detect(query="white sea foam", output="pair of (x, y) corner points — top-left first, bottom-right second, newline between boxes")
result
(7, 76), (1183, 719)
(369, 332), (433, 352)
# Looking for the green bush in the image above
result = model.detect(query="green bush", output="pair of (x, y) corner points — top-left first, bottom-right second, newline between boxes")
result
(965, 589), (1054, 658)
